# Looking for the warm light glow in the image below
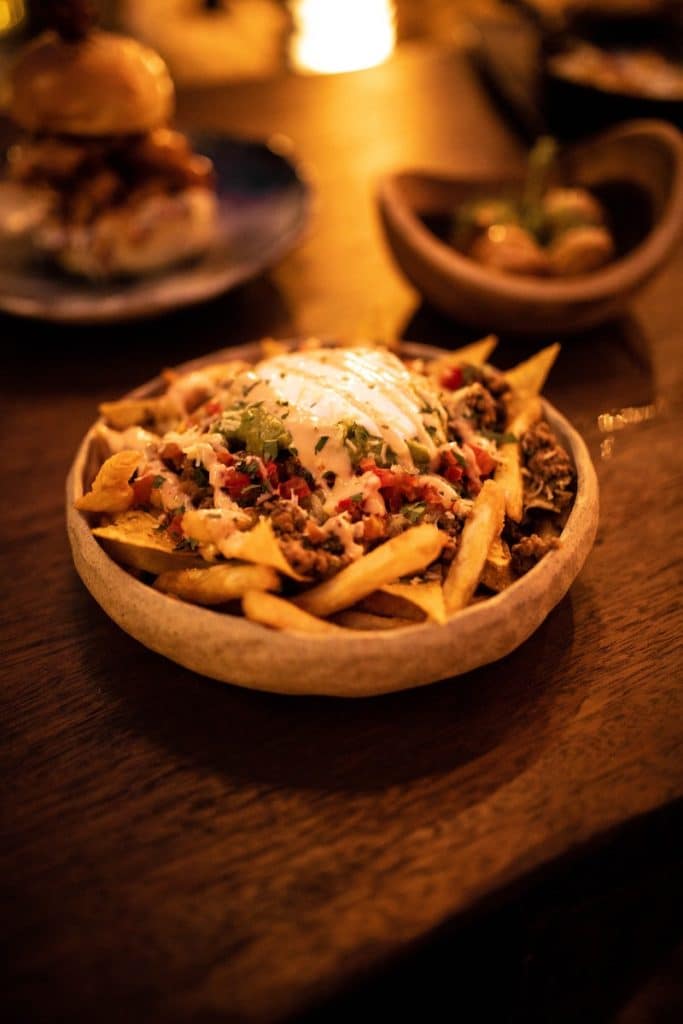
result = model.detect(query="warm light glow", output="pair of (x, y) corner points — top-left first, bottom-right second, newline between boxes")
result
(0, 0), (25, 34)
(291, 0), (395, 75)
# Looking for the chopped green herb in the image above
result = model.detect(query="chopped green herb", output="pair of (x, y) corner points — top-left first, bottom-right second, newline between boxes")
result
(174, 537), (199, 552)
(322, 470), (336, 488)
(152, 475), (165, 489)
(401, 501), (426, 524)
(315, 435), (329, 454)
(481, 428), (517, 445)
(351, 493), (364, 503)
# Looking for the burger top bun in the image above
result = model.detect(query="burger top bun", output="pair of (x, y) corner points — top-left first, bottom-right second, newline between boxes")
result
(10, 30), (175, 136)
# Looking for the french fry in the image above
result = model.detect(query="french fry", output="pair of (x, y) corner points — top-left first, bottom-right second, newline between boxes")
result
(495, 396), (543, 521)
(332, 610), (415, 631)
(154, 563), (279, 605)
(505, 344), (560, 419)
(481, 537), (515, 593)
(443, 480), (505, 614)
(382, 580), (447, 624)
(93, 510), (209, 575)
(242, 590), (340, 634)
(295, 524), (446, 618)
(75, 450), (141, 514)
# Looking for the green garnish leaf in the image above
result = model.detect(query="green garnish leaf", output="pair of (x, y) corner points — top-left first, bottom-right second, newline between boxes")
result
(481, 428), (517, 445)
(401, 501), (426, 524)
(174, 537), (199, 553)
(315, 435), (329, 454)
(152, 475), (165, 489)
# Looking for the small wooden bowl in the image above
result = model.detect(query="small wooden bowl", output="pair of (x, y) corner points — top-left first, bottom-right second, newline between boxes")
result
(377, 120), (683, 334)
(66, 340), (599, 698)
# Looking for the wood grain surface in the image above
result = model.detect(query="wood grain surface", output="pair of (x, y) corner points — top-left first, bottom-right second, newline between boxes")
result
(2, 44), (682, 1024)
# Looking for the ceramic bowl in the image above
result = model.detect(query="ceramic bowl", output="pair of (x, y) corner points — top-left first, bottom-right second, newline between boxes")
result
(377, 120), (683, 334)
(66, 340), (599, 697)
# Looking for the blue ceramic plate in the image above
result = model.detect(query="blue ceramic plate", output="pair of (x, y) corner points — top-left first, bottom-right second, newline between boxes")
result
(0, 135), (312, 323)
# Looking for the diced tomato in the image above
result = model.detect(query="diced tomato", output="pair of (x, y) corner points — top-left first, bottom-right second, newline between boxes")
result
(204, 400), (222, 416)
(132, 473), (155, 506)
(263, 460), (280, 488)
(280, 476), (311, 501)
(360, 458), (424, 511)
(440, 366), (463, 390)
(470, 444), (496, 477)
(222, 468), (252, 498)
(438, 450), (464, 485)
(167, 513), (184, 539)
(336, 497), (363, 521)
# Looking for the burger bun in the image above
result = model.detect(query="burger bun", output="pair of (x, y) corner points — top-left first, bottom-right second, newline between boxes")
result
(10, 30), (175, 137)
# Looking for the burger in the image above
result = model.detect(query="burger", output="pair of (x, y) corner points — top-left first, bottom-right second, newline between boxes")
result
(1, 7), (217, 278)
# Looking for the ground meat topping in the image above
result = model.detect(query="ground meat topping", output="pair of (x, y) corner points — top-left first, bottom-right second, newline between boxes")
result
(520, 421), (575, 512)
(510, 534), (559, 576)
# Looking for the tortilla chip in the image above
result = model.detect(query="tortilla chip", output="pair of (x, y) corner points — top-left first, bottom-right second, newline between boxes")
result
(93, 509), (209, 574)
(219, 518), (306, 580)
(382, 580), (447, 624)
(75, 450), (141, 514)
(505, 344), (560, 419)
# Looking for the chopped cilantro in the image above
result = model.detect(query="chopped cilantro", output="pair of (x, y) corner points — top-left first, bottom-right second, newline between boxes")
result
(481, 428), (517, 445)
(315, 435), (329, 454)
(323, 470), (336, 488)
(152, 475), (165, 489)
(351, 493), (364, 503)
(341, 421), (388, 467)
(401, 501), (426, 523)
(174, 537), (199, 553)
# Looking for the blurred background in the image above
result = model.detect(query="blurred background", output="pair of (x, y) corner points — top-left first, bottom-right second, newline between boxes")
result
(1, 2), (680, 140)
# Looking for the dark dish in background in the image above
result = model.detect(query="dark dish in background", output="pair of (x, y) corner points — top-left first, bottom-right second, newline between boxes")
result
(378, 119), (683, 332)
(472, 0), (683, 140)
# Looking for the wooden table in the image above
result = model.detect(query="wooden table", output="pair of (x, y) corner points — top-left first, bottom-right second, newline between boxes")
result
(3, 45), (682, 1023)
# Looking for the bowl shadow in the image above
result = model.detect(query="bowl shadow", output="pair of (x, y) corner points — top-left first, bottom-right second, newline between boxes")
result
(73, 579), (588, 814)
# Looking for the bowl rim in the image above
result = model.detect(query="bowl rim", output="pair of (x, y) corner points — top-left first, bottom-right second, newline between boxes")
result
(377, 119), (683, 305)
(66, 339), (600, 697)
